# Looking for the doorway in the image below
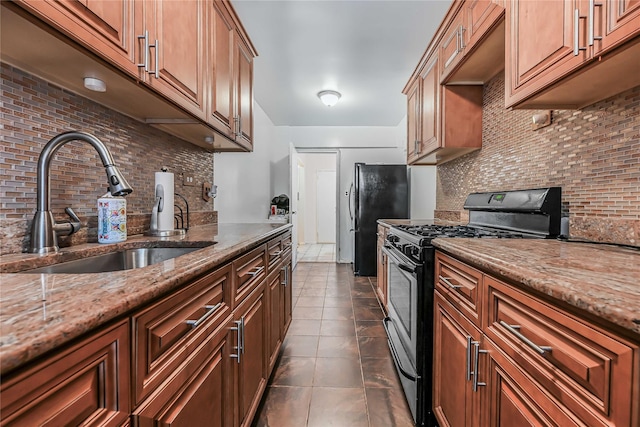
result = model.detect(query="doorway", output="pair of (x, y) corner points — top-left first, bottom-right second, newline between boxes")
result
(295, 151), (338, 263)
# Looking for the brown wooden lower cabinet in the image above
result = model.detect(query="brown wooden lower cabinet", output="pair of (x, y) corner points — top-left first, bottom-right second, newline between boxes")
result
(132, 318), (233, 427)
(1, 229), (291, 427)
(0, 320), (130, 427)
(433, 250), (640, 427)
(376, 223), (388, 309)
(234, 283), (268, 427)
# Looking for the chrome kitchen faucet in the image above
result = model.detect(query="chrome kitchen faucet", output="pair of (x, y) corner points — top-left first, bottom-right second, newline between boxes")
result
(28, 131), (133, 254)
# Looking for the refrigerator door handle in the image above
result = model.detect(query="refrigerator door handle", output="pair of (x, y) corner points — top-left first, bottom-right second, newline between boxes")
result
(348, 182), (354, 222)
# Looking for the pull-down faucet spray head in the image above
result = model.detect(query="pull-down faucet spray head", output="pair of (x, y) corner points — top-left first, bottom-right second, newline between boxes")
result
(28, 131), (133, 253)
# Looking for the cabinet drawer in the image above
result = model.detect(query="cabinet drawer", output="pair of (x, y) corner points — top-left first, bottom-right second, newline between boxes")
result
(485, 277), (639, 427)
(281, 231), (292, 255)
(1, 320), (130, 427)
(132, 264), (231, 404)
(233, 243), (267, 307)
(435, 252), (484, 327)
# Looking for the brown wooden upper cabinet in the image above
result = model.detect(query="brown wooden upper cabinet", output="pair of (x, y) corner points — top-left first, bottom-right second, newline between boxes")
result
(505, 0), (640, 109)
(8, 0), (256, 152)
(440, 0), (506, 84)
(137, 0), (207, 120)
(210, 1), (255, 150)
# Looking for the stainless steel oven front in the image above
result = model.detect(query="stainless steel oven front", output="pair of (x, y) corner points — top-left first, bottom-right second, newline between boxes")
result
(382, 244), (422, 423)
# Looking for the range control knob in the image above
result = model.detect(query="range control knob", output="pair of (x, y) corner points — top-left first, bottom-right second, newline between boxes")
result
(387, 234), (400, 243)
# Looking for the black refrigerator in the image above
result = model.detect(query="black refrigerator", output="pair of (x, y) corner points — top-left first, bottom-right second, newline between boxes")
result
(351, 163), (408, 276)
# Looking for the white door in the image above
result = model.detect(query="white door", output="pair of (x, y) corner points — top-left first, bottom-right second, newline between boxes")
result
(316, 170), (336, 243)
(289, 143), (300, 268)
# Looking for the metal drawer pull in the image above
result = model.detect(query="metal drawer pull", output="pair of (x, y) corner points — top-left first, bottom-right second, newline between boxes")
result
(272, 250), (283, 258)
(472, 341), (487, 392)
(186, 303), (222, 328)
(439, 275), (462, 289)
(500, 320), (552, 355)
(281, 266), (288, 286)
(247, 266), (264, 277)
(465, 336), (473, 381)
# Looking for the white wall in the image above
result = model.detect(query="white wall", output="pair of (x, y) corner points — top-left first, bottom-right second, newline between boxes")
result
(214, 103), (281, 223)
(213, 105), (437, 263)
(409, 166), (437, 219)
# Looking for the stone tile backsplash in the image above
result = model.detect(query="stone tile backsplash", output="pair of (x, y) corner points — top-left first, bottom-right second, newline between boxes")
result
(435, 73), (640, 246)
(1, 63), (216, 254)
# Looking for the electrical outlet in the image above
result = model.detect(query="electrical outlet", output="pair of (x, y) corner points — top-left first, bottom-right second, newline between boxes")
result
(183, 173), (195, 186)
(202, 182), (212, 202)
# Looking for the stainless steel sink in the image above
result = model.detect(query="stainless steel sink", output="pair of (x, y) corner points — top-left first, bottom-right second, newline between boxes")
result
(20, 246), (210, 274)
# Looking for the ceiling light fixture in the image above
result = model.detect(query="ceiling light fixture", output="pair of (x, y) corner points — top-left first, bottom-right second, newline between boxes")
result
(317, 90), (341, 107)
(83, 77), (106, 92)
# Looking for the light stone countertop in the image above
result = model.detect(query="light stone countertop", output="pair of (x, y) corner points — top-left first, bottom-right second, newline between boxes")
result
(432, 238), (640, 339)
(0, 223), (291, 375)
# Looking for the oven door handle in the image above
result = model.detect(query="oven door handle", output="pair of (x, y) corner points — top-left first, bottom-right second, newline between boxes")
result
(383, 317), (419, 382)
(382, 246), (418, 274)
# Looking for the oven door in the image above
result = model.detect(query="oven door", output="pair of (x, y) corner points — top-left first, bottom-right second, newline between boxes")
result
(382, 244), (421, 422)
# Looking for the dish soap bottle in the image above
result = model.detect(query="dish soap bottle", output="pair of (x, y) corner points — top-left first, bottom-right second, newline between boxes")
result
(97, 191), (127, 243)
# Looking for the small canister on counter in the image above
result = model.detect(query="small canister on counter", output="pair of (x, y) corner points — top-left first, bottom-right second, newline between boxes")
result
(97, 191), (127, 243)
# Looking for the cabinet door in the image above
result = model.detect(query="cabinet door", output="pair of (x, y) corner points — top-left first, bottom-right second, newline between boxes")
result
(235, 37), (254, 150)
(266, 268), (282, 373)
(406, 78), (421, 164)
(420, 55), (440, 158)
(141, 0), (206, 119)
(133, 321), (232, 427)
(210, 1), (235, 139)
(597, 0), (640, 52)
(465, 0), (504, 51)
(440, 8), (466, 82)
(280, 253), (293, 337)
(376, 225), (388, 308)
(14, 0), (138, 77)
(235, 286), (267, 427)
(484, 339), (583, 427)
(1, 321), (130, 427)
(433, 291), (482, 427)
(505, 0), (586, 107)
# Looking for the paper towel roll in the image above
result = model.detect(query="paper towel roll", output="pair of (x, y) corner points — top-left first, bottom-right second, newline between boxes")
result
(155, 171), (175, 231)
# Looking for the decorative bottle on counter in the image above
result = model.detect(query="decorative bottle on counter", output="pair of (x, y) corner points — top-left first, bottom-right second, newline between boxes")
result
(97, 192), (127, 243)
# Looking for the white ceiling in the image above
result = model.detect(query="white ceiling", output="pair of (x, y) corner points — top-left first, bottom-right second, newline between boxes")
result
(231, 0), (451, 127)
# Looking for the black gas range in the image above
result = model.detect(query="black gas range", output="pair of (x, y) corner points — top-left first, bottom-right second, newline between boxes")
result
(382, 187), (561, 426)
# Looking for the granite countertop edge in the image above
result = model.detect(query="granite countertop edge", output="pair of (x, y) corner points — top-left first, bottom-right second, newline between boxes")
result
(0, 223), (292, 375)
(432, 237), (640, 339)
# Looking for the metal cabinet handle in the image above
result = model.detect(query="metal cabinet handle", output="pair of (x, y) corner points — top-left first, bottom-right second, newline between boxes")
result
(247, 266), (264, 278)
(415, 140), (421, 155)
(230, 319), (242, 363)
(472, 341), (487, 392)
(574, 9), (587, 56)
(137, 31), (149, 70)
(499, 320), (552, 355)
(439, 275), (462, 289)
(230, 317), (245, 363)
(465, 336), (473, 381)
(588, 0), (603, 46)
(149, 38), (159, 78)
(272, 250), (283, 258)
(459, 25), (466, 50)
(186, 303), (222, 328)
(233, 116), (240, 139)
(281, 265), (288, 286)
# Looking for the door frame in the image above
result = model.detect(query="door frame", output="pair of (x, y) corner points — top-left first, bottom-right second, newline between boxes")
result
(294, 149), (340, 260)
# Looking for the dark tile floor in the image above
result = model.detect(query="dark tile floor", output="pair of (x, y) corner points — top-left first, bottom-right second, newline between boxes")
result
(253, 262), (414, 427)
